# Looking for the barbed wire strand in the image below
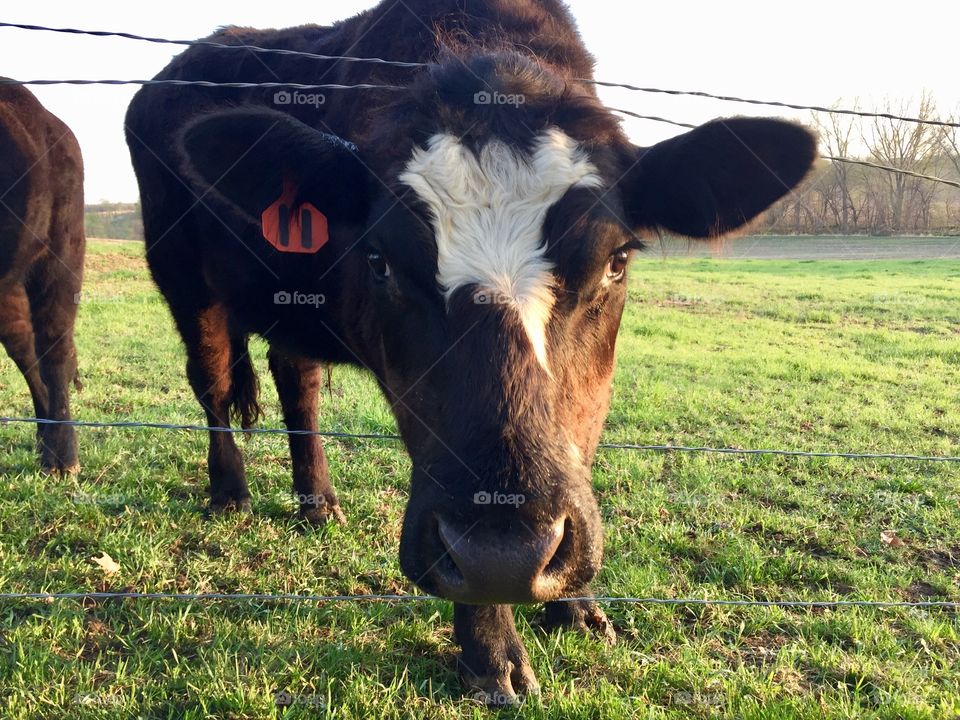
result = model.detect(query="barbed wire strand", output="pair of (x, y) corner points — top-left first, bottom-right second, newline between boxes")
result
(608, 107), (696, 129)
(2, 22), (959, 130)
(594, 80), (960, 130)
(3, 417), (959, 462)
(0, 591), (956, 609)
(0, 79), (954, 189)
(0, 21), (428, 69)
(610, 109), (960, 190)
(0, 78), (402, 92)
(822, 156), (960, 189)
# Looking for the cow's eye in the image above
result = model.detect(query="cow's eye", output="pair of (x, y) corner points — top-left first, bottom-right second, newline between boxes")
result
(606, 249), (630, 281)
(367, 252), (391, 281)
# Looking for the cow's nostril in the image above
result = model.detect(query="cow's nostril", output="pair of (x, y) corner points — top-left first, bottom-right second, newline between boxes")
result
(432, 515), (569, 603)
(542, 516), (573, 577)
(431, 515), (465, 586)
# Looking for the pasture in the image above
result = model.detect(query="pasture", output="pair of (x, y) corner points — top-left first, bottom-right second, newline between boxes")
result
(1, 238), (959, 719)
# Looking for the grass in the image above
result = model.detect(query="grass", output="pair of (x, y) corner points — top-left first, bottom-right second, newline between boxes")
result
(0, 239), (958, 719)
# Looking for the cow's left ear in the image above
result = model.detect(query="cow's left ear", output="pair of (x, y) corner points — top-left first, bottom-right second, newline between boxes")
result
(176, 107), (372, 227)
(618, 118), (817, 238)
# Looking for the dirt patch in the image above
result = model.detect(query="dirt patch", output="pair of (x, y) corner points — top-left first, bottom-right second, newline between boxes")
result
(916, 545), (960, 571)
(652, 235), (960, 260)
(738, 631), (791, 666)
(79, 618), (114, 660)
(904, 581), (946, 601)
(84, 252), (146, 274)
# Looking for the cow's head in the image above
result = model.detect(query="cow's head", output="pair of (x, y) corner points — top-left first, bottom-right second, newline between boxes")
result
(177, 55), (817, 605)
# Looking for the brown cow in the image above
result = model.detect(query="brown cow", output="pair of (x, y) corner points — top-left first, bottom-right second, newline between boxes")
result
(126, 0), (816, 703)
(0, 81), (84, 474)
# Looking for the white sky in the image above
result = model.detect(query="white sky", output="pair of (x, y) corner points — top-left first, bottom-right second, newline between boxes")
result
(3, 0), (959, 202)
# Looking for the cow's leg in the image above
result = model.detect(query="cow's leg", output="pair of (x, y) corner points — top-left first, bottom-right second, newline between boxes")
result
(267, 349), (344, 524)
(180, 304), (252, 512)
(454, 603), (538, 706)
(0, 282), (50, 456)
(27, 273), (80, 475)
(541, 595), (617, 645)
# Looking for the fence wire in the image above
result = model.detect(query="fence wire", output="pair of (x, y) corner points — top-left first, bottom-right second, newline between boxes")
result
(0, 77), (954, 189)
(609, 109), (960, 190)
(3, 21), (960, 130)
(3, 417), (959, 463)
(0, 21), (428, 69)
(0, 78), (401, 92)
(0, 591), (957, 610)
(821, 156), (960, 189)
(2, 19), (959, 616)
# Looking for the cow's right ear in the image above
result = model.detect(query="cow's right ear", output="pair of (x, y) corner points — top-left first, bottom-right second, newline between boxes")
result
(176, 108), (372, 226)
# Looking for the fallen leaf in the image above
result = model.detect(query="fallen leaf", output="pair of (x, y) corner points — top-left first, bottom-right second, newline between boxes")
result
(90, 552), (120, 575)
(659, 508), (671, 520)
(880, 530), (905, 547)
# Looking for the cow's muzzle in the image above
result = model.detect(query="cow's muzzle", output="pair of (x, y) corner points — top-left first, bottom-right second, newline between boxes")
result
(401, 498), (602, 605)
(432, 514), (567, 603)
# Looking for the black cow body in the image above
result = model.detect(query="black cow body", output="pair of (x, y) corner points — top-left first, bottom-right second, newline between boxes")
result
(126, 0), (816, 703)
(0, 83), (84, 475)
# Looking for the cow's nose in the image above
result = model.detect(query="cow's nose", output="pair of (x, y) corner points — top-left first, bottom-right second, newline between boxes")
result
(430, 515), (569, 604)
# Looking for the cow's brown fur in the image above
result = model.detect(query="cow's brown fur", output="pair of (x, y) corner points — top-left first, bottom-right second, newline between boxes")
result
(0, 82), (84, 474)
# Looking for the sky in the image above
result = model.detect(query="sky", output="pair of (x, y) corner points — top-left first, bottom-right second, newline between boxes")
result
(3, 0), (959, 202)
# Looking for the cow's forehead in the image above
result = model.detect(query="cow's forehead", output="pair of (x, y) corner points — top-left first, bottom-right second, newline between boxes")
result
(398, 129), (603, 372)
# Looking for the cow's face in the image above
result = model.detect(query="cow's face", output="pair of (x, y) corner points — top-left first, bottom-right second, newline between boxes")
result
(176, 58), (817, 605)
(358, 129), (631, 603)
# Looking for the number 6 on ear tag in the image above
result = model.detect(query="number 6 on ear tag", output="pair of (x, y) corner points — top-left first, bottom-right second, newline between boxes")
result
(261, 179), (329, 253)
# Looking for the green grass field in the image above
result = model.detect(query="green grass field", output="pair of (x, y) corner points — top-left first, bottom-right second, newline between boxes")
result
(1, 239), (959, 719)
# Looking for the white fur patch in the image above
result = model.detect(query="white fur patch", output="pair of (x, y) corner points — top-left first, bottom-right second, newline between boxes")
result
(399, 129), (603, 372)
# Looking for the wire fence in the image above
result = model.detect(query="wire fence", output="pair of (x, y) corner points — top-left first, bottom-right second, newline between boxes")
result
(3, 22), (959, 191)
(4, 416), (960, 463)
(2, 76), (956, 190)
(3, 21), (960, 131)
(1, 19), (959, 615)
(0, 78), (402, 92)
(6, 414), (956, 612)
(0, 591), (957, 610)
(608, 108), (960, 190)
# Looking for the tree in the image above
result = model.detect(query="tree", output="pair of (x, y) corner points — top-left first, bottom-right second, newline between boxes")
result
(942, 108), (960, 178)
(860, 94), (942, 233)
(813, 105), (862, 232)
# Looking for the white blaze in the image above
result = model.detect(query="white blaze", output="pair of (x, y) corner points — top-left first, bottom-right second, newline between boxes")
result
(399, 129), (603, 372)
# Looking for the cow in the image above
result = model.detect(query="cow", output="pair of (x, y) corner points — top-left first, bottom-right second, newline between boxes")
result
(0, 82), (84, 475)
(125, 0), (816, 704)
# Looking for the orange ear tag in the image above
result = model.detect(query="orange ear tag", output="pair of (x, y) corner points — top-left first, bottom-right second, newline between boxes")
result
(261, 179), (329, 253)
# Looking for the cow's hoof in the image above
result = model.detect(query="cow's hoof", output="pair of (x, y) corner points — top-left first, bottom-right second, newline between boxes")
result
(41, 462), (81, 477)
(540, 599), (617, 645)
(465, 666), (539, 707)
(299, 503), (347, 526)
(461, 646), (539, 706)
(210, 498), (252, 514)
